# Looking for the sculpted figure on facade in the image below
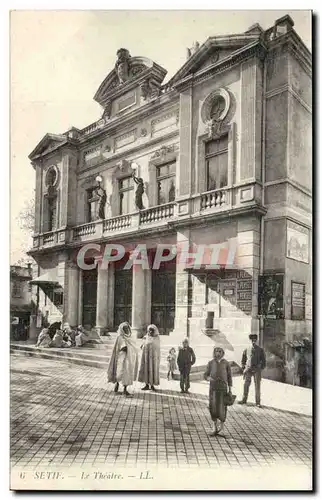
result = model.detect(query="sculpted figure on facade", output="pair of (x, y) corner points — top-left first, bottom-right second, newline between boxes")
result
(115, 48), (131, 84)
(95, 176), (107, 219)
(132, 172), (145, 210)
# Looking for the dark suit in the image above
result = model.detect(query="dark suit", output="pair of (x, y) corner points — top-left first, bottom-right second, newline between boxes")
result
(177, 347), (196, 392)
(241, 344), (266, 404)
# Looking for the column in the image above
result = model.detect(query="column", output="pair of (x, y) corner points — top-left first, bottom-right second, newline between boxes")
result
(107, 263), (115, 330)
(131, 265), (151, 338)
(95, 260), (109, 335)
(77, 269), (83, 325)
(64, 262), (79, 327)
(172, 229), (191, 339)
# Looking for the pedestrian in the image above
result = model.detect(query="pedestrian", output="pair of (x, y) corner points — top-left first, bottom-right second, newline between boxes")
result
(51, 329), (71, 348)
(204, 347), (233, 436)
(177, 338), (196, 394)
(167, 348), (177, 380)
(75, 325), (90, 347)
(63, 323), (77, 347)
(238, 333), (266, 407)
(107, 322), (139, 397)
(35, 328), (52, 348)
(138, 324), (161, 391)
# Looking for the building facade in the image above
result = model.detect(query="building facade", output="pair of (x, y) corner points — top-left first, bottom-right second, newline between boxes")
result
(28, 15), (312, 376)
(10, 264), (33, 340)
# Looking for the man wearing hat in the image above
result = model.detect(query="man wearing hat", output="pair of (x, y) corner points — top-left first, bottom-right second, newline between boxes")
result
(238, 334), (266, 407)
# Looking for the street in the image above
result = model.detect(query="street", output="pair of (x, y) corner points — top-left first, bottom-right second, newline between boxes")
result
(10, 353), (312, 474)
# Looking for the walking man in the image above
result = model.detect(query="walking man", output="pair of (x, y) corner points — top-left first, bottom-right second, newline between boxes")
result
(238, 334), (266, 407)
(177, 338), (196, 394)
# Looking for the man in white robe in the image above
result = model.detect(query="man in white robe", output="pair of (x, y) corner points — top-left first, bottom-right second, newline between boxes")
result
(107, 322), (139, 397)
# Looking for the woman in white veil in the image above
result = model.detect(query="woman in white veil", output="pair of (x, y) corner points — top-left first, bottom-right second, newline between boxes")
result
(138, 324), (161, 392)
(107, 322), (138, 397)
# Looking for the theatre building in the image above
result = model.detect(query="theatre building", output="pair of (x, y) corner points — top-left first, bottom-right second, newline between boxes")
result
(28, 15), (312, 373)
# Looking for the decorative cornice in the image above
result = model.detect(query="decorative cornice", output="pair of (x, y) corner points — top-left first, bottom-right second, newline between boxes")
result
(78, 129), (179, 177)
(265, 83), (312, 114)
(173, 40), (267, 92)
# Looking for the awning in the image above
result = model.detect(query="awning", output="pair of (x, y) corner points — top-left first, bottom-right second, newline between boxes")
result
(29, 269), (62, 288)
(286, 339), (312, 348)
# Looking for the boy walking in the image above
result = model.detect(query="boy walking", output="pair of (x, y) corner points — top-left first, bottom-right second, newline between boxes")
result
(177, 338), (196, 393)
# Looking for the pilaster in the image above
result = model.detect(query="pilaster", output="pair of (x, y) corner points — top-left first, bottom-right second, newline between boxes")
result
(64, 261), (79, 327)
(131, 264), (151, 337)
(95, 260), (109, 334)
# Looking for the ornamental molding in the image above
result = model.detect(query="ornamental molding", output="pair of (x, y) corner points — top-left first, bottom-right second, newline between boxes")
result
(201, 88), (231, 125)
(150, 143), (179, 165)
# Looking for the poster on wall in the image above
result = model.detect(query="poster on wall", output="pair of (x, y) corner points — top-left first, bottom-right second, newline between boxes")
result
(258, 274), (284, 319)
(291, 282), (306, 320)
(286, 220), (310, 263)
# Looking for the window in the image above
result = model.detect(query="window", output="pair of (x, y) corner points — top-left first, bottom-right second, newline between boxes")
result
(12, 281), (22, 298)
(119, 176), (134, 215)
(156, 162), (176, 205)
(206, 135), (228, 191)
(291, 282), (305, 320)
(47, 196), (57, 232)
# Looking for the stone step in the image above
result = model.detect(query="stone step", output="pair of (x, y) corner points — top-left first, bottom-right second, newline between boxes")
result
(11, 349), (108, 370)
(11, 344), (111, 364)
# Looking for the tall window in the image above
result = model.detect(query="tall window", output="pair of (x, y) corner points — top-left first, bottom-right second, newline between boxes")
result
(119, 176), (134, 215)
(47, 196), (57, 232)
(12, 281), (22, 298)
(157, 162), (176, 205)
(206, 135), (228, 191)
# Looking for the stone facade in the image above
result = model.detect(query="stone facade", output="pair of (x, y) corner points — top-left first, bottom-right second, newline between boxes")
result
(28, 16), (312, 380)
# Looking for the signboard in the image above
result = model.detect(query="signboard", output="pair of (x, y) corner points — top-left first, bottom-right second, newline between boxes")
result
(286, 221), (310, 263)
(291, 282), (305, 320)
(258, 274), (284, 319)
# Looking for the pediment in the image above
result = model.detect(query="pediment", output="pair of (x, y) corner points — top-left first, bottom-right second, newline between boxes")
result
(94, 50), (167, 110)
(29, 133), (68, 161)
(168, 33), (265, 87)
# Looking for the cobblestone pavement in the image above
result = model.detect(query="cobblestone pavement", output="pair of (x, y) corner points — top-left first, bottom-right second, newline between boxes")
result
(10, 354), (312, 471)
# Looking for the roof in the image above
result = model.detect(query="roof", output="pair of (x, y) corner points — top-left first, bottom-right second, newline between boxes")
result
(29, 269), (64, 288)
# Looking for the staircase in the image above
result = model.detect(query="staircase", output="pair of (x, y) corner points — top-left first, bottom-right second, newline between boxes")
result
(10, 336), (207, 381)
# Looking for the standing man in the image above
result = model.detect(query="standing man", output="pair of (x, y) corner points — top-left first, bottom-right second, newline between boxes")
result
(177, 338), (196, 394)
(238, 334), (266, 407)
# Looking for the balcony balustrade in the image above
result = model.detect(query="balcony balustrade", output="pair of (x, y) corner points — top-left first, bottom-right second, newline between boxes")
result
(140, 202), (175, 225)
(31, 185), (251, 251)
(200, 188), (229, 211)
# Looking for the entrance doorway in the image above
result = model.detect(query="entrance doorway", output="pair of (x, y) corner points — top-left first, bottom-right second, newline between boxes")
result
(151, 270), (175, 334)
(114, 269), (132, 328)
(82, 268), (97, 328)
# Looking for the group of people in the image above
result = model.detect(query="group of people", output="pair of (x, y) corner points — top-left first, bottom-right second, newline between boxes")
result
(107, 323), (198, 397)
(108, 325), (266, 437)
(35, 323), (91, 349)
(36, 319), (267, 437)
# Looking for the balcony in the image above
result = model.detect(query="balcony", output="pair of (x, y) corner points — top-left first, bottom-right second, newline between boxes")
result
(71, 202), (176, 243)
(30, 184), (262, 251)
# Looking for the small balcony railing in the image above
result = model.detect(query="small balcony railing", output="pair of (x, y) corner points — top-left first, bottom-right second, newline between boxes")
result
(200, 188), (229, 211)
(140, 202), (175, 225)
(103, 214), (132, 233)
(42, 232), (55, 245)
(73, 222), (96, 239)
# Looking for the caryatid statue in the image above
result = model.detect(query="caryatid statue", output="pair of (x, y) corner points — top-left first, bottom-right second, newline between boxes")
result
(115, 48), (131, 84)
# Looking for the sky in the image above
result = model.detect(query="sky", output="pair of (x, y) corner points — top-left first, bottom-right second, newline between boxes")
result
(10, 10), (312, 264)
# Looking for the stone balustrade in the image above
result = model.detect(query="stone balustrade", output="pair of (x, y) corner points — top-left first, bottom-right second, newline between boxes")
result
(200, 188), (229, 211)
(73, 222), (96, 239)
(140, 202), (175, 225)
(42, 232), (55, 245)
(32, 186), (246, 252)
(103, 214), (132, 233)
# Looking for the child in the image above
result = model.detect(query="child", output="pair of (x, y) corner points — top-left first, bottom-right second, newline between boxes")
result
(167, 348), (177, 380)
(177, 338), (196, 393)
